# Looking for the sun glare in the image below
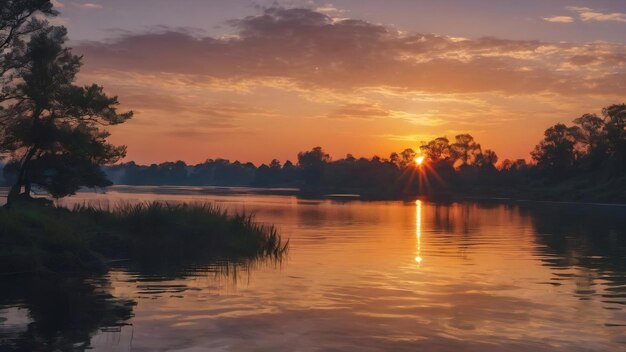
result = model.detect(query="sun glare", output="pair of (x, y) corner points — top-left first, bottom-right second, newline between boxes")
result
(415, 156), (425, 165)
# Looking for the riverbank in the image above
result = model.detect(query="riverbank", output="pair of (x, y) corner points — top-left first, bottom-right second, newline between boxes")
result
(300, 174), (626, 204)
(0, 202), (288, 275)
(437, 176), (626, 205)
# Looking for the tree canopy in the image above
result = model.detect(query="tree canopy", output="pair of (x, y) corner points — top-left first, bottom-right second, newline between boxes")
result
(1, 25), (132, 200)
(531, 104), (626, 178)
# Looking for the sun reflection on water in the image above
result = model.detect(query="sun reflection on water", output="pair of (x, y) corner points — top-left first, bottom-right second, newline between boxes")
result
(415, 200), (423, 265)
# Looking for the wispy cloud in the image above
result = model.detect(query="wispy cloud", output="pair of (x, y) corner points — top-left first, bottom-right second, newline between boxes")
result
(567, 6), (626, 23)
(381, 133), (437, 143)
(326, 103), (446, 126)
(315, 4), (344, 14)
(77, 7), (626, 97)
(543, 16), (574, 23)
(73, 2), (103, 10)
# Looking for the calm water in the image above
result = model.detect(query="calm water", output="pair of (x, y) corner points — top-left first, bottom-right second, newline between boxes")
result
(1, 186), (626, 351)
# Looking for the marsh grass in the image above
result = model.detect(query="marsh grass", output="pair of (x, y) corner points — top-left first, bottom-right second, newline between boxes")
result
(0, 202), (288, 274)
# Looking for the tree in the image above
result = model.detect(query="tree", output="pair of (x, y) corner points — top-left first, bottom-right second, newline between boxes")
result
(602, 104), (626, 161)
(399, 148), (416, 167)
(420, 137), (450, 162)
(269, 159), (281, 169)
(1, 26), (132, 201)
(573, 113), (605, 148)
(531, 123), (580, 176)
(572, 113), (606, 168)
(450, 134), (481, 167)
(0, 1), (54, 51)
(297, 146), (330, 166)
(388, 152), (399, 166)
(481, 149), (498, 167)
(1, 1), (56, 134)
(297, 146), (330, 188)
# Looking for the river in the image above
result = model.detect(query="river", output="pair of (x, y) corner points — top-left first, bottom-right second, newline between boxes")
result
(1, 186), (625, 351)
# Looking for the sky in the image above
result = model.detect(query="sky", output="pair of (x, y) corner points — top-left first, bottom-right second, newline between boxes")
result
(51, 0), (626, 164)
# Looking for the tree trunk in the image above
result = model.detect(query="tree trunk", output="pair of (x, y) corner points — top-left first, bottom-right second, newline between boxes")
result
(6, 183), (21, 207)
(6, 147), (37, 205)
(24, 178), (32, 196)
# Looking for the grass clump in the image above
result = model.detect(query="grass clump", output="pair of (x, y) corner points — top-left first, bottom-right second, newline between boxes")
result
(0, 202), (288, 275)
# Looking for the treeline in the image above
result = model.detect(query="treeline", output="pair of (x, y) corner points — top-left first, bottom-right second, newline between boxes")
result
(95, 137), (511, 199)
(3, 104), (625, 202)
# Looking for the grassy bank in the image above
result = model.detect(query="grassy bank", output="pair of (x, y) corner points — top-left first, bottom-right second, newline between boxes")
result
(0, 202), (288, 275)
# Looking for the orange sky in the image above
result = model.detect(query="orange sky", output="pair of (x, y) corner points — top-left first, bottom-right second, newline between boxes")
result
(61, 4), (626, 165)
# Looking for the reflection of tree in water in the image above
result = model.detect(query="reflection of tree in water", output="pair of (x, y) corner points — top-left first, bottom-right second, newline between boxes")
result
(0, 249), (286, 351)
(0, 276), (134, 351)
(425, 201), (626, 311)
(428, 202), (525, 260)
(525, 204), (626, 311)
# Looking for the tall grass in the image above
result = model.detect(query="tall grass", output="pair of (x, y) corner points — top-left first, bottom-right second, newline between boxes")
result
(0, 202), (288, 274)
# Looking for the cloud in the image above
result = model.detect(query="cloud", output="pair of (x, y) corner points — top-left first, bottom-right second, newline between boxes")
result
(567, 6), (626, 23)
(326, 103), (446, 126)
(73, 2), (103, 9)
(543, 16), (574, 23)
(72, 6), (626, 161)
(327, 103), (392, 119)
(75, 7), (626, 98)
(381, 133), (437, 143)
(315, 4), (344, 14)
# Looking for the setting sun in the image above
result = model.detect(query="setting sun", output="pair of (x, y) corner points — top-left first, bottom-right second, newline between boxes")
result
(1, 1), (625, 351)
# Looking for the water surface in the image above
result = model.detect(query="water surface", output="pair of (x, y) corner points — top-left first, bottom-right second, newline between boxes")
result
(1, 186), (625, 351)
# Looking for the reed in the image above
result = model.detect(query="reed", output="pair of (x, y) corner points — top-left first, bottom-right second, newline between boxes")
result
(0, 202), (288, 274)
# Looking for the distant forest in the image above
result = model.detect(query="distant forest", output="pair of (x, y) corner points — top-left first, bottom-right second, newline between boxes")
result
(3, 104), (625, 202)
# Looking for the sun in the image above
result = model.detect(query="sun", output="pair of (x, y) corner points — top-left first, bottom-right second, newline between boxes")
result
(415, 155), (425, 166)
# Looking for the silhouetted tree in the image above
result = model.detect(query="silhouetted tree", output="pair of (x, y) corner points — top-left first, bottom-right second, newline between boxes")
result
(420, 137), (451, 162)
(298, 146), (330, 189)
(388, 152), (399, 165)
(1, 27), (132, 201)
(1, 1), (56, 143)
(282, 160), (298, 183)
(0, 1), (54, 49)
(269, 159), (281, 169)
(451, 134), (482, 167)
(572, 113), (607, 169)
(531, 123), (580, 177)
(481, 149), (498, 167)
(399, 148), (416, 167)
(530, 104), (625, 181)
(602, 104), (626, 171)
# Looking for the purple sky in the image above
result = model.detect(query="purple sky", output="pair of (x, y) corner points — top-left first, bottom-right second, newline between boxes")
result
(57, 0), (626, 43)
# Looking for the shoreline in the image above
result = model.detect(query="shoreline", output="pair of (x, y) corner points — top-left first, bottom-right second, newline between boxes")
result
(0, 202), (288, 275)
(2, 185), (626, 207)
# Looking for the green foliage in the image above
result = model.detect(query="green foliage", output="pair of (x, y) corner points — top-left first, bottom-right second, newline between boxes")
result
(0, 202), (288, 274)
(1, 24), (132, 199)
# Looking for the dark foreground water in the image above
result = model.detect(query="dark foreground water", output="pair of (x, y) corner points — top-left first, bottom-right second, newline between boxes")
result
(1, 186), (626, 351)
